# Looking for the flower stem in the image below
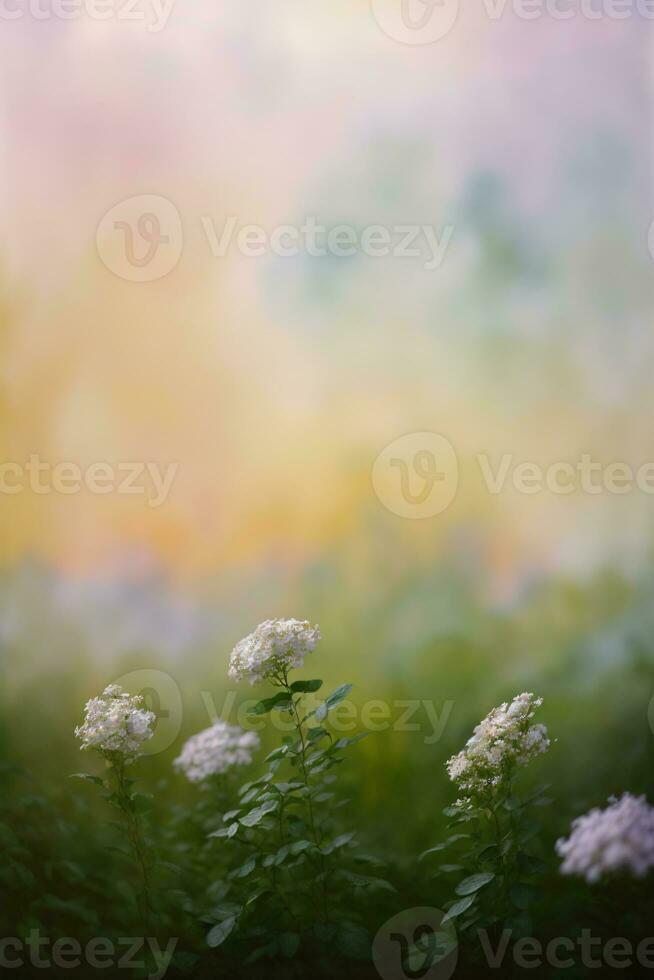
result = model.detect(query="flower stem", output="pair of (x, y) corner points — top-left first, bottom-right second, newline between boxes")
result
(112, 761), (153, 937)
(280, 673), (330, 922)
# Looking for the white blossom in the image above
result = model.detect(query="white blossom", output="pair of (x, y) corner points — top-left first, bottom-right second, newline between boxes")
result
(228, 618), (322, 685)
(556, 793), (654, 883)
(174, 721), (260, 784)
(75, 684), (155, 763)
(446, 692), (549, 795)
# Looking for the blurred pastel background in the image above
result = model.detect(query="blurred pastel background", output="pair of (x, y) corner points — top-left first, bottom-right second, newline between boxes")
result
(1, 5), (653, 846)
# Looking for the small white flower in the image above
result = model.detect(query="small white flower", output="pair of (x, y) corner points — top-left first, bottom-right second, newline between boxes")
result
(75, 684), (155, 763)
(446, 692), (549, 795)
(228, 618), (322, 685)
(174, 721), (260, 783)
(556, 793), (654, 883)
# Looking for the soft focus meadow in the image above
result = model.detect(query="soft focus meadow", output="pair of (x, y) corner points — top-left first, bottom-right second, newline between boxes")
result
(1, 6), (654, 979)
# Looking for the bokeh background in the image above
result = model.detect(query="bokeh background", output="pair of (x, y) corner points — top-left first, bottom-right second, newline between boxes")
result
(1, 5), (654, 962)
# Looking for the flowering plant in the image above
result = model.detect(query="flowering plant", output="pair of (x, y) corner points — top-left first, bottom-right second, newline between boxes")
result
(556, 793), (654, 883)
(75, 683), (155, 764)
(203, 619), (390, 967)
(73, 683), (157, 936)
(420, 693), (552, 959)
(174, 721), (260, 785)
(227, 618), (321, 685)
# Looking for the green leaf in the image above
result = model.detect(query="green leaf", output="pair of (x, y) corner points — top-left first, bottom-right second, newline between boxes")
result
(322, 832), (355, 854)
(70, 773), (104, 786)
(288, 839), (315, 856)
(208, 901), (241, 920)
(249, 693), (293, 715)
(235, 857), (256, 879)
(239, 787), (261, 805)
(272, 780), (303, 795)
(273, 845), (290, 866)
(442, 895), (475, 923)
(455, 872), (495, 896)
(419, 834), (469, 860)
(240, 800), (278, 827)
(279, 932), (300, 958)
(325, 683), (352, 706)
(307, 726), (329, 743)
(339, 871), (395, 892)
(209, 821), (239, 839)
(329, 733), (369, 752)
(206, 916), (236, 948)
(290, 679), (323, 693)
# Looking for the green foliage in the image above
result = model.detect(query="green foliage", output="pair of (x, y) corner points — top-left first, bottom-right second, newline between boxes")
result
(201, 673), (381, 971)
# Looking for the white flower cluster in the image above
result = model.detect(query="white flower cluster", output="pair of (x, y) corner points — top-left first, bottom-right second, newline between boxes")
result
(75, 684), (155, 763)
(446, 692), (550, 795)
(174, 721), (260, 784)
(228, 618), (322, 684)
(556, 793), (654, 883)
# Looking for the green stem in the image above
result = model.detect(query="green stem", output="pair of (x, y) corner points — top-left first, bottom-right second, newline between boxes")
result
(113, 761), (153, 937)
(280, 672), (330, 922)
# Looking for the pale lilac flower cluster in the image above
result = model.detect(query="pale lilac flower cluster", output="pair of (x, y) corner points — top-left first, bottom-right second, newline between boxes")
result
(174, 721), (260, 784)
(228, 618), (322, 684)
(556, 793), (654, 883)
(74, 684), (155, 763)
(446, 692), (550, 795)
